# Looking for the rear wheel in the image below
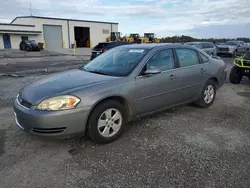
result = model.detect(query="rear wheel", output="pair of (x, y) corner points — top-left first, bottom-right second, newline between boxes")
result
(229, 66), (243, 84)
(87, 100), (126, 144)
(195, 80), (216, 108)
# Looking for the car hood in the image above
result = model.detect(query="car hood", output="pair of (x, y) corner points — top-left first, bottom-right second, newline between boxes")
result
(217, 44), (236, 49)
(19, 69), (117, 104)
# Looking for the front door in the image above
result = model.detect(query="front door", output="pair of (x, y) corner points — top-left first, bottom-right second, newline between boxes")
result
(134, 49), (182, 116)
(3, 34), (11, 49)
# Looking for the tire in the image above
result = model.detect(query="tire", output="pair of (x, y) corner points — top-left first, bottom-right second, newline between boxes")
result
(25, 46), (29, 51)
(229, 66), (243, 84)
(87, 100), (127, 144)
(195, 80), (216, 108)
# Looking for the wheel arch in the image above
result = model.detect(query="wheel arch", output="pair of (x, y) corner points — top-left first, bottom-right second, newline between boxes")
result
(208, 77), (219, 87)
(85, 95), (133, 133)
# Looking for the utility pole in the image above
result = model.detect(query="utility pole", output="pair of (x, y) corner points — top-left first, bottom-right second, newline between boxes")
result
(29, 3), (32, 16)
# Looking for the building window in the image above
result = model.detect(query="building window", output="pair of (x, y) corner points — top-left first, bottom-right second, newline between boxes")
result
(21, 36), (28, 41)
(102, 29), (109, 34)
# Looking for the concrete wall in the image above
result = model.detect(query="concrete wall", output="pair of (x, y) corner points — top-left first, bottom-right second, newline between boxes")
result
(0, 24), (36, 32)
(13, 17), (119, 49)
(13, 18), (68, 47)
(10, 35), (21, 49)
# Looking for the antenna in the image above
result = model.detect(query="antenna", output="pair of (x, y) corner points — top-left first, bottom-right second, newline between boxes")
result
(29, 3), (32, 16)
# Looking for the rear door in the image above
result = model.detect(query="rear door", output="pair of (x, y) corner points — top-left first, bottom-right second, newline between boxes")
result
(134, 49), (183, 116)
(174, 48), (209, 101)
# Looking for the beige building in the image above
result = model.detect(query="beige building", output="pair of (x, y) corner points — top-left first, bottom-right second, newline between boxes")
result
(0, 16), (118, 50)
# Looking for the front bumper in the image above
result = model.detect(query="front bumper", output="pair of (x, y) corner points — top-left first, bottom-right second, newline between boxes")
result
(217, 50), (234, 55)
(13, 99), (91, 137)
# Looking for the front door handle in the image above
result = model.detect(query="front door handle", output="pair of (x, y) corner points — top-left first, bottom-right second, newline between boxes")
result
(169, 74), (177, 80)
(200, 68), (206, 73)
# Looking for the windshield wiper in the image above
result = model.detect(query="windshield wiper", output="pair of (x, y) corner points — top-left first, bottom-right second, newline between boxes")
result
(86, 70), (109, 76)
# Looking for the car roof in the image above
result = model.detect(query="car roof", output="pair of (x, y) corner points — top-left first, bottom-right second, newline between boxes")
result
(117, 43), (193, 50)
(186, 42), (200, 44)
(186, 42), (213, 44)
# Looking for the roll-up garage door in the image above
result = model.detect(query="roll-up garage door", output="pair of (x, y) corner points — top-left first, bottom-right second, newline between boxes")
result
(43, 25), (62, 50)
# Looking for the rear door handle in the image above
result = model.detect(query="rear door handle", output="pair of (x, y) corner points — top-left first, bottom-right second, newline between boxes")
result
(200, 68), (206, 73)
(169, 74), (177, 80)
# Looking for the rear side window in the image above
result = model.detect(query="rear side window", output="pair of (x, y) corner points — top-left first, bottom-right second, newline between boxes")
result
(176, 49), (199, 67)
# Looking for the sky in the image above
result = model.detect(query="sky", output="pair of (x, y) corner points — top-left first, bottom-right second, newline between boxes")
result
(1, 0), (250, 38)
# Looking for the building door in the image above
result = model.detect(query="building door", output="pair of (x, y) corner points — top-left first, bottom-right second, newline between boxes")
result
(3, 34), (11, 49)
(43, 25), (63, 50)
(74, 27), (90, 48)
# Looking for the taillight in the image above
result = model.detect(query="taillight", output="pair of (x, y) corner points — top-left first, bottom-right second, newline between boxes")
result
(102, 49), (108, 53)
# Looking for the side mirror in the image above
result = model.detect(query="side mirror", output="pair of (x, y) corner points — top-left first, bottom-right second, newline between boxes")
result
(143, 68), (161, 76)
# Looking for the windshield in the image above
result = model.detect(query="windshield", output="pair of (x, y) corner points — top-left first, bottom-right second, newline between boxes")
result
(145, 33), (154, 38)
(26, 40), (36, 44)
(225, 41), (237, 46)
(83, 48), (148, 77)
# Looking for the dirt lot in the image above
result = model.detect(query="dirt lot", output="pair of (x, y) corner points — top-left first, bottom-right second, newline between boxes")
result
(0, 58), (250, 188)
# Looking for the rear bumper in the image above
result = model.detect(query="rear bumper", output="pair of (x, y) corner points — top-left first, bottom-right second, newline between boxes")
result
(13, 99), (91, 137)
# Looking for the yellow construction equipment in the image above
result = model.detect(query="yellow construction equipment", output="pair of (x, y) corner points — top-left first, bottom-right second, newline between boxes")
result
(126, 33), (142, 43)
(144, 33), (161, 43)
(106, 32), (123, 42)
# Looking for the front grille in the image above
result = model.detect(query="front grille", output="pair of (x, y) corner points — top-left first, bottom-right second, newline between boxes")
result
(32, 127), (66, 134)
(218, 47), (229, 52)
(18, 96), (32, 109)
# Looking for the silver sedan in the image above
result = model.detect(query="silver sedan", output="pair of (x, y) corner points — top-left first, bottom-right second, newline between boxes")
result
(13, 44), (227, 144)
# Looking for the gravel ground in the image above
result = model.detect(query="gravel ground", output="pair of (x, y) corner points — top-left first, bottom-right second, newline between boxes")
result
(1, 58), (250, 188)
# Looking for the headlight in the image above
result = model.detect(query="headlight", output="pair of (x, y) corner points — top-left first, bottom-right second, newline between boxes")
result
(36, 95), (80, 111)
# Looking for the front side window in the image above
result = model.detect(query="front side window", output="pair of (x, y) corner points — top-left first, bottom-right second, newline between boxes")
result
(146, 49), (175, 72)
(199, 52), (209, 63)
(84, 48), (148, 77)
(176, 49), (199, 67)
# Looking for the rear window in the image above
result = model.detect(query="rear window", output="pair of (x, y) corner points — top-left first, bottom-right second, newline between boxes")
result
(93, 43), (108, 49)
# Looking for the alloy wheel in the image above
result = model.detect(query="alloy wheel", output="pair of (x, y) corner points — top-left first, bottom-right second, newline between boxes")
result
(204, 85), (214, 104)
(97, 108), (122, 138)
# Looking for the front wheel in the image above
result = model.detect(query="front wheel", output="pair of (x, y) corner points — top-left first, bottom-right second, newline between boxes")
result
(229, 66), (243, 84)
(87, 100), (126, 144)
(195, 80), (216, 108)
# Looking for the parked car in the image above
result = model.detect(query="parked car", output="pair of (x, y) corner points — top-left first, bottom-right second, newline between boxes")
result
(14, 44), (227, 144)
(185, 42), (217, 56)
(90, 41), (132, 60)
(216, 41), (250, 57)
(19, 40), (41, 51)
